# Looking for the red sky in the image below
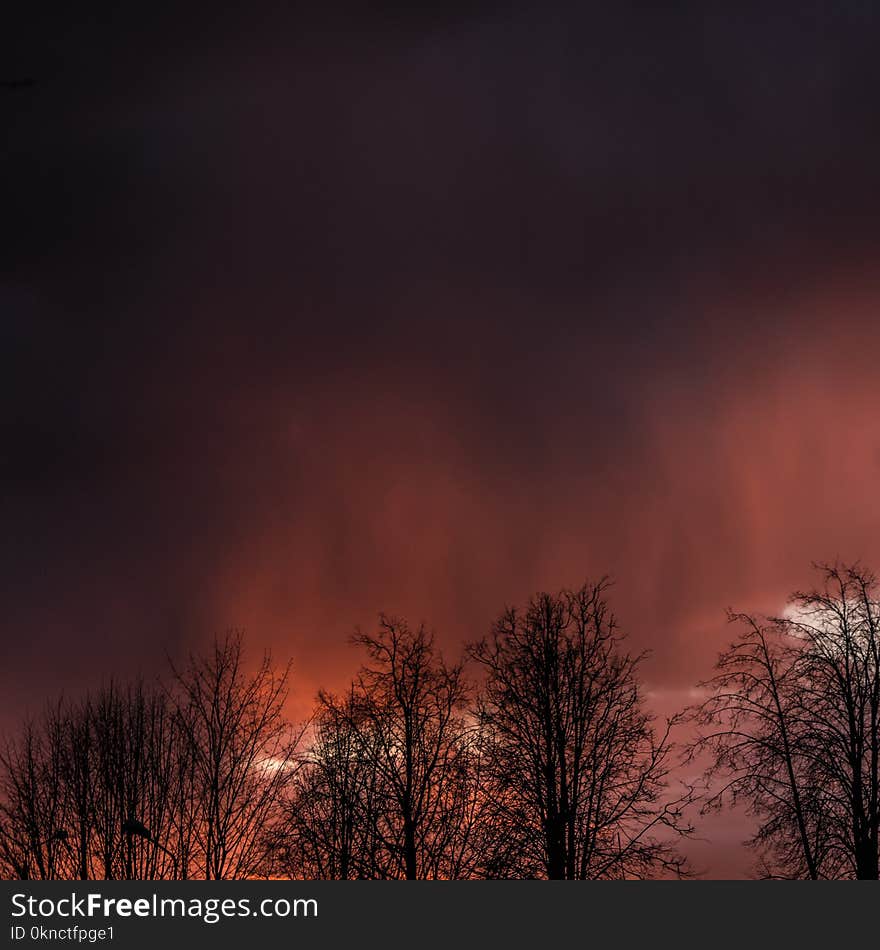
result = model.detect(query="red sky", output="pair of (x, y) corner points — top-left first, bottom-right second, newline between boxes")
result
(2, 4), (880, 876)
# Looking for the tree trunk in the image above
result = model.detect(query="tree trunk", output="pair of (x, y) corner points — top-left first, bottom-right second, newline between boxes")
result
(403, 818), (417, 880)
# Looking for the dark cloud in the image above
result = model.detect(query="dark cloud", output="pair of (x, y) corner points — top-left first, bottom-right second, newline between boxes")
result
(3, 3), (880, 875)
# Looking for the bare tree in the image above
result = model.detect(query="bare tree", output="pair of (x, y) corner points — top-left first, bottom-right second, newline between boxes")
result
(276, 687), (388, 879)
(688, 611), (819, 879)
(88, 680), (184, 880)
(169, 631), (303, 879)
(0, 710), (69, 880)
(0, 633), (303, 881)
(0, 683), (185, 881)
(57, 695), (95, 880)
(422, 711), (492, 880)
(469, 580), (693, 879)
(691, 562), (880, 879)
(312, 617), (471, 879)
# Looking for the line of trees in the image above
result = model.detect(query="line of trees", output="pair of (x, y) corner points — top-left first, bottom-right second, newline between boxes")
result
(0, 635), (301, 880)
(2, 565), (879, 879)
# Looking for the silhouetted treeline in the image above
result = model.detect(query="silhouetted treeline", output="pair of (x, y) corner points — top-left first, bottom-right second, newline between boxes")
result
(0, 634), (300, 880)
(3, 567), (879, 879)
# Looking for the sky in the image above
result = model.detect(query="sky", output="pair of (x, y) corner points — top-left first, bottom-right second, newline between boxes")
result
(3, 3), (880, 877)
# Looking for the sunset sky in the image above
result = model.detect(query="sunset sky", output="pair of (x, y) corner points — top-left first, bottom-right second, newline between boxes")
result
(3, 4), (880, 877)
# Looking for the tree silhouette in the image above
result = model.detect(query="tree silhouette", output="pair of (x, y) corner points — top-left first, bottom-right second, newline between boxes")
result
(0, 633), (303, 880)
(691, 562), (880, 879)
(351, 618), (472, 879)
(469, 580), (693, 879)
(0, 682), (186, 880)
(87, 682), (174, 878)
(0, 712), (68, 880)
(169, 631), (303, 879)
(289, 618), (472, 879)
(275, 687), (389, 879)
(4, 566), (876, 880)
